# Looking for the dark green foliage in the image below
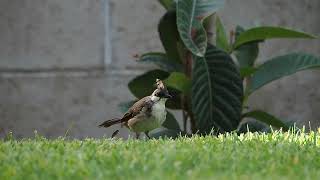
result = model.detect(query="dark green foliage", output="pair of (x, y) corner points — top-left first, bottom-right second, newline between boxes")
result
(215, 16), (230, 52)
(121, 0), (318, 137)
(192, 44), (243, 133)
(176, 0), (225, 56)
(239, 67), (257, 78)
(164, 72), (191, 94)
(162, 111), (181, 130)
(158, 10), (182, 64)
(233, 26), (316, 48)
(138, 52), (183, 72)
(128, 70), (170, 98)
(237, 120), (270, 133)
(250, 53), (320, 93)
(242, 110), (289, 131)
(234, 26), (260, 68)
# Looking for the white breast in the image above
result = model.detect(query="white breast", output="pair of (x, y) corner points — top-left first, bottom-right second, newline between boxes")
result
(151, 99), (167, 125)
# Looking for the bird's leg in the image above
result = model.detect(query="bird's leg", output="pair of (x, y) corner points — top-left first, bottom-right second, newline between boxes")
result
(111, 130), (119, 138)
(135, 132), (140, 139)
(145, 131), (151, 139)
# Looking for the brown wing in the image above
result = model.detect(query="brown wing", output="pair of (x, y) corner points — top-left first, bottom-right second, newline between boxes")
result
(120, 96), (153, 122)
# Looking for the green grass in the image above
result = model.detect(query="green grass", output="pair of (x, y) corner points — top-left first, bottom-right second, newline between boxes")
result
(1, 130), (320, 180)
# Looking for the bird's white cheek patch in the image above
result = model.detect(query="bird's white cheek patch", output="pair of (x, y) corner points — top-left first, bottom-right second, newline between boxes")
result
(151, 95), (160, 102)
(151, 100), (167, 125)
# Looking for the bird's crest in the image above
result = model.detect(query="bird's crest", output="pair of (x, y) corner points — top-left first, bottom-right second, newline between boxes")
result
(156, 79), (165, 90)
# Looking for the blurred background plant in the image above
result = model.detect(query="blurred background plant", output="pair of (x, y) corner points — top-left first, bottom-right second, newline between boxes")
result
(120, 0), (319, 137)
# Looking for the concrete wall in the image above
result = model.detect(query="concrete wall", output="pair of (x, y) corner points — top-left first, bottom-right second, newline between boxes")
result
(0, 0), (106, 69)
(0, 0), (319, 138)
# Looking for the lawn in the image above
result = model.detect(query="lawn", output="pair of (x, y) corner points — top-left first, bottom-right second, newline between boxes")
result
(1, 130), (320, 180)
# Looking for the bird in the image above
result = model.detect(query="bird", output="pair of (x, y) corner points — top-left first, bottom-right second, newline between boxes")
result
(99, 79), (172, 139)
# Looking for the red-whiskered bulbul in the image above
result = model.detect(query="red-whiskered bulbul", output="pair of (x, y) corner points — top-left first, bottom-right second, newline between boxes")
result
(99, 79), (172, 138)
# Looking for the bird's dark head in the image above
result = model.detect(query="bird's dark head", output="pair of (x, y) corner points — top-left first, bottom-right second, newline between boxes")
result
(151, 79), (172, 101)
(152, 88), (172, 99)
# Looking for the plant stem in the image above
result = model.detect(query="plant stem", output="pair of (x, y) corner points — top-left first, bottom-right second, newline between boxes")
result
(186, 101), (197, 133)
(183, 110), (188, 132)
(241, 76), (252, 118)
(181, 95), (188, 132)
(228, 30), (235, 53)
(184, 51), (197, 133)
(185, 51), (193, 77)
(229, 30), (235, 45)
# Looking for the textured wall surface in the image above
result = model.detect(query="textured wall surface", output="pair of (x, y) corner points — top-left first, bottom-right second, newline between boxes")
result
(0, 0), (319, 138)
(0, 0), (106, 69)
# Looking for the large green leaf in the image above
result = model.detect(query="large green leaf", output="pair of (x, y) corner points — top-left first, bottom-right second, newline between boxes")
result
(215, 16), (229, 52)
(128, 70), (170, 98)
(162, 111), (181, 130)
(192, 44), (243, 134)
(249, 53), (320, 93)
(164, 72), (191, 94)
(234, 26), (259, 68)
(158, 0), (175, 10)
(128, 70), (182, 110)
(237, 119), (270, 133)
(158, 10), (182, 64)
(177, 0), (225, 56)
(242, 110), (289, 130)
(234, 26), (316, 49)
(138, 52), (183, 72)
(239, 67), (257, 78)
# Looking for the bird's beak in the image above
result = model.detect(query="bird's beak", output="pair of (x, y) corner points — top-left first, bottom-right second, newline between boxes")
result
(164, 92), (172, 99)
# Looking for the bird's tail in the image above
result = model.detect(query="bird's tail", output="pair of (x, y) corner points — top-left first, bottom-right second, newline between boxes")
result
(98, 118), (122, 128)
